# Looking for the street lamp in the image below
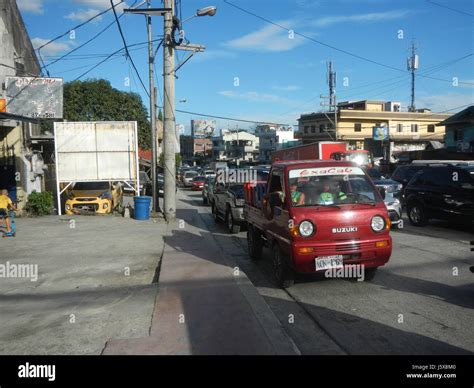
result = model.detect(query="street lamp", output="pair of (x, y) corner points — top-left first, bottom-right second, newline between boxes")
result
(181, 6), (217, 23)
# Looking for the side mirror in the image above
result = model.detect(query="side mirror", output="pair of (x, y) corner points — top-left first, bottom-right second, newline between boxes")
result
(378, 187), (386, 200)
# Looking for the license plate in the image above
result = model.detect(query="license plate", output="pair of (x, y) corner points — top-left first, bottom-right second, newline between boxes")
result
(315, 255), (343, 271)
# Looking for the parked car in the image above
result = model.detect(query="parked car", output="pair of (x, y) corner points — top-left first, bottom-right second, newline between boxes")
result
(404, 165), (474, 226)
(390, 164), (428, 202)
(157, 174), (164, 196)
(65, 181), (123, 215)
(212, 181), (246, 234)
(122, 171), (151, 196)
(366, 168), (402, 199)
(183, 171), (198, 187)
(191, 176), (206, 191)
(202, 176), (216, 205)
(157, 173), (178, 197)
(203, 169), (216, 178)
(384, 191), (402, 228)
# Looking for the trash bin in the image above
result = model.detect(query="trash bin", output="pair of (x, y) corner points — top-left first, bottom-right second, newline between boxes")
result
(133, 196), (151, 220)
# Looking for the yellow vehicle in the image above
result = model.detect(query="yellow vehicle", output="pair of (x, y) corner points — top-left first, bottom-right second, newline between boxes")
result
(65, 181), (123, 215)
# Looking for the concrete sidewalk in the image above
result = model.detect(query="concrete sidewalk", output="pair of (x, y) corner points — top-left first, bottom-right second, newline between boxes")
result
(0, 214), (166, 355)
(104, 193), (300, 355)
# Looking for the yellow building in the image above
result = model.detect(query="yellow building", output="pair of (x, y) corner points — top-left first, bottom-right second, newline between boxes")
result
(297, 100), (451, 157)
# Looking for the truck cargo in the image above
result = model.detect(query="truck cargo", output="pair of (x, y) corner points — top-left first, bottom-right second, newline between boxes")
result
(244, 160), (392, 288)
(271, 141), (372, 167)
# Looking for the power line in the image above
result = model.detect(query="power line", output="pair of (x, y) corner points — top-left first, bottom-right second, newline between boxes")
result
(174, 108), (292, 126)
(35, 1), (125, 53)
(110, 0), (149, 97)
(426, 0), (474, 17)
(42, 12), (125, 70)
(223, 0), (474, 86)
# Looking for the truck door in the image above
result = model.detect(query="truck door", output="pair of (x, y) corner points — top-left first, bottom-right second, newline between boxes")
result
(265, 169), (291, 253)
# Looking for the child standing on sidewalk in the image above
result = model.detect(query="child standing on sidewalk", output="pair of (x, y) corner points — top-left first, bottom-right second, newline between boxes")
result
(0, 189), (16, 234)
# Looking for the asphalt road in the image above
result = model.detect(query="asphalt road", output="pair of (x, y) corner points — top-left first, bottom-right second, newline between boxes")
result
(178, 188), (474, 355)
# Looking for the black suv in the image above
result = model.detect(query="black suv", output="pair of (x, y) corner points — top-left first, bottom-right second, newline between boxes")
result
(390, 164), (428, 199)
(404, 165), (474, 226)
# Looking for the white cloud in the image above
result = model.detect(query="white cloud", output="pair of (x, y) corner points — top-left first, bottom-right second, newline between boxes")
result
(31, 38), (71, 56)
(416, 93), (474, 113)
(17, 0), (44, 14)
(65, 8), (103, 22)
(313, 10), (410, 28)
(192, 50), (237, 63)
(272, 85), (301, 91)
(224, 22), (306, 52)
(218, 90), (299, 106)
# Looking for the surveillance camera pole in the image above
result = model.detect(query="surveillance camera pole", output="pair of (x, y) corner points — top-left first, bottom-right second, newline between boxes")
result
(163, 0), (176, 221)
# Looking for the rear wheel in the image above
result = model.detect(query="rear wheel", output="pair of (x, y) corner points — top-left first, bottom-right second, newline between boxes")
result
(212, 203), (220, 223)
(407, 202), (428, 226)
(272, 243), (295, 288)
(226, 208), (241, 234)
(247, 225), (263, 260)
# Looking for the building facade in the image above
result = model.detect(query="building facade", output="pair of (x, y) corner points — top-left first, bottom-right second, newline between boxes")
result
(297, 100), (451, 159)
(211, 129), (259, 164)
(0, 0), (52, 212)
(255, 124), (295, 164)
(179, 135), (212, 163)
(439, 106), (474, 152)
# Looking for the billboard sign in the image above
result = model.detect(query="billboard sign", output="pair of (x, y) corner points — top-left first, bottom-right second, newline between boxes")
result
(54, 121), (138, 182)
(5, 77), (63, 119)
(191, 119), (216, 137)
(373, 126), (389, 141)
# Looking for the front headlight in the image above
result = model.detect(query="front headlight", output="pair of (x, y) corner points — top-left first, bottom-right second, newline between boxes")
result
(371, 216), (385, 232)
(65, 204), (71, 210)
(299, 220), (315, 237)
(103, 203), (109, 209)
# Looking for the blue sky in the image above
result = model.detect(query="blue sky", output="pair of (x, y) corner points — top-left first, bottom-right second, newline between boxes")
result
(18, 0), (474, 133)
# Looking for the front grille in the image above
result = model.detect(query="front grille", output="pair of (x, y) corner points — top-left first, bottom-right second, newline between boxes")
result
(75, 198), (97, 202)
(73, 204), (99, 210)
(314, 241), (375, 255)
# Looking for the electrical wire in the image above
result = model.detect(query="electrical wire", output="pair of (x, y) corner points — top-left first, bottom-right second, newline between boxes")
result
(110, 0), (149, 97)
(35, 1), (125, 52)
(426, 0), (474, 17)
(223, 0), (474, 86)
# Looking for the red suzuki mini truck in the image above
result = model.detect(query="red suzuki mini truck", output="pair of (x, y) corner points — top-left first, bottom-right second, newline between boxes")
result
(243, 160), (392, 288)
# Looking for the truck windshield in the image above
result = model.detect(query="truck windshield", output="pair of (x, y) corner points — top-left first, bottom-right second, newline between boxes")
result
(288, 166), (381, 207)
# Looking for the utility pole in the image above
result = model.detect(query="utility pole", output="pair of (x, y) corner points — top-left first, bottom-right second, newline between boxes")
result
(320, 61), (337, 140)
(407, 41), (418, 112)
(163, 0), (176, 221)
(147, 0), (157, 214)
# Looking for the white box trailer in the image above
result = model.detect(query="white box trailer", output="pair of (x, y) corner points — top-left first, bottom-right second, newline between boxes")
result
(54, 121), (140, 215)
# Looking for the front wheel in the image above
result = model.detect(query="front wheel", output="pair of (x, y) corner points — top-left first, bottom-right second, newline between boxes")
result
(363, 267), (378, 282)
(272, 244), (294, 288)
(226, 209), (241, 234)
(212, 203), (220, 223)
(202, 195), (208, 205)
(407, 202), (428, 226)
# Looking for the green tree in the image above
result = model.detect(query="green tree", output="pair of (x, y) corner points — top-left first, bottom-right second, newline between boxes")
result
(63, 79), (151, 149)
